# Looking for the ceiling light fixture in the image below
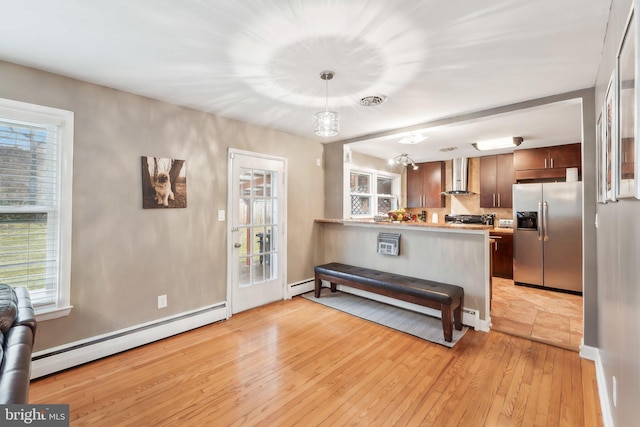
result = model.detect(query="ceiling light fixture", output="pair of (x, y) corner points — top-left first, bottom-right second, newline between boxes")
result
(314, 71), (339, 137)
(389, 153), (419, 170)
(398, 133), (426, 145)
(472, 136), (523, 151)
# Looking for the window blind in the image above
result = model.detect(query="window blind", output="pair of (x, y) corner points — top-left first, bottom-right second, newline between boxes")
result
(0, 118), (61, 307)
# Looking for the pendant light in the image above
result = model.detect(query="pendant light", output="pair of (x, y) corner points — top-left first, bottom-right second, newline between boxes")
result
(314, 71), (339, 137)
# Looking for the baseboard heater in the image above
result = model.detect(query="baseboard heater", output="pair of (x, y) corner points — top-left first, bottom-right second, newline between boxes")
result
(31, 302), (227, 379)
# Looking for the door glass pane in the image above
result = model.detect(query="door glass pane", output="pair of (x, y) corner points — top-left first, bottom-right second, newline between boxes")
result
(253, 199), (265, 225)
(264, 171), (273, 197)
(239, 199), (251, 225)
(239, 228), (250, 255)
(265, 226), (275, 251)
(265, 199), (273, 224)
(239, 257), (250, 287)
(266, 253), (277, 280)
(239, 169), (252, 197)
(253, 170), (265, 197)
(252, 255), (265, 283)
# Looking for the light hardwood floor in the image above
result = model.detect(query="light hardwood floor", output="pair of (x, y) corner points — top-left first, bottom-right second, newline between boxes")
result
(491, 277), (583, 351)
(29, 297), (601, 426)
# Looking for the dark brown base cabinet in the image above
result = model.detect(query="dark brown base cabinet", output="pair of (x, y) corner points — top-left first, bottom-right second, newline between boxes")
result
(406, 161), (445, 208)
(490, 232), (513, 279)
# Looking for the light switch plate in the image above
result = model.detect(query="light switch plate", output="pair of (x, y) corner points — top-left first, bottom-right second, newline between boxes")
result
(218, 210), (225, 221)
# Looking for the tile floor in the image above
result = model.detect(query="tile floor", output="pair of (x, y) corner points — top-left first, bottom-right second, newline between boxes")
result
(490, 277), (583, 351)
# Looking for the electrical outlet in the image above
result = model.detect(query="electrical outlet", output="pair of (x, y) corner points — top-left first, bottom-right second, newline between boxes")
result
(613, 376), (617, 407)
(158, 294), (167, 309)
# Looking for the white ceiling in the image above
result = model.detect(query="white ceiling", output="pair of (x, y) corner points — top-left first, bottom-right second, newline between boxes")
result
(0, 0), (611, 161)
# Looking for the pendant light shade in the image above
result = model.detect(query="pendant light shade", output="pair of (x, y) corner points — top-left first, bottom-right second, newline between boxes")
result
(314, 71), (339, 137)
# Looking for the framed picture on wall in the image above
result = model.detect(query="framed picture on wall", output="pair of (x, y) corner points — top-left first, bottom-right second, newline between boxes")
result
(596, 112), (606, 203)
(141, 156), (187, 209)
(616, 6), (637, 199)
(604, 70), (618, 202)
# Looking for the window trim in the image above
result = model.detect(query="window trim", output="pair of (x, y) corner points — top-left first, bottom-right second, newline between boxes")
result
(0, 98), (74, 320)
(344, 164), (401, 219)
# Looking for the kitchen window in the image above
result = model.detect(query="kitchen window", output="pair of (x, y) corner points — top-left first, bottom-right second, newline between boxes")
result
(347, 167), (400, 218)
(0, 98), (74, 320)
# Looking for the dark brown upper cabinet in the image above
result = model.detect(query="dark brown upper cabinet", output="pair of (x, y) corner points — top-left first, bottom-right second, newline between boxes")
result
(406, 161), (445, 208)
(480, 153), (514, 208)
(514, 143), (581, 181)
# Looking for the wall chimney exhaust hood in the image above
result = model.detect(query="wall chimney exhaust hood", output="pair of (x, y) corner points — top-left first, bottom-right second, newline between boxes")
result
(442, 158), (474, 195)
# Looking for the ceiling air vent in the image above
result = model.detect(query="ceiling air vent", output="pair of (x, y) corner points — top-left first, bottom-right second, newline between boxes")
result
(360, 95), (387, 107)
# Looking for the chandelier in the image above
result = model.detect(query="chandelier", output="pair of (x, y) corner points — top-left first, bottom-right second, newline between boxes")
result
(314, 71), (339, 137)
(390, 153), (419, 170)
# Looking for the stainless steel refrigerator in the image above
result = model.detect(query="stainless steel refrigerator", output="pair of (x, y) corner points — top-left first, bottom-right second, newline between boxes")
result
(513, 182), (583, 293)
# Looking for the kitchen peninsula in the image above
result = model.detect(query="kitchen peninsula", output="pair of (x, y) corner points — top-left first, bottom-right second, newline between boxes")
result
(314, 219), (493, 331)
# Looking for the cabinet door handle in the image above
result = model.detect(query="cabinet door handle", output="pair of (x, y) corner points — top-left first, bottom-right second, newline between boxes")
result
(492, 193), (496, 207)
(550, 158), (554, 168)
(497, 193), (501, 207)
(544, 158), (548, 168)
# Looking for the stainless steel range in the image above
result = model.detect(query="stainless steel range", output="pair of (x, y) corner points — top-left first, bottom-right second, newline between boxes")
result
(444, 214), (494, 225)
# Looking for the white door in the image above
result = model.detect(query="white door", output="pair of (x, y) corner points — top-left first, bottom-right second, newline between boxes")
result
(228, 150), (286, 314)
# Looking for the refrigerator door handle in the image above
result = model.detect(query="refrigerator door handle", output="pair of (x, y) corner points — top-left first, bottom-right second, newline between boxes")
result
(543, 201), (549, 241)
(537, 201), (543, 241)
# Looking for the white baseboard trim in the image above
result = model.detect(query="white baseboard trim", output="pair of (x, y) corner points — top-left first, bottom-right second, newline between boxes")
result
(31, 302), (227, 379)
(581, 345), (613, 427)
(287, 277), (314, 298)
(335, 285), (482, 331)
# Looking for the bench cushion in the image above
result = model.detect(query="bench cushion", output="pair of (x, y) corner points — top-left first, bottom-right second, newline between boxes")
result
(314, 262), (463, 306)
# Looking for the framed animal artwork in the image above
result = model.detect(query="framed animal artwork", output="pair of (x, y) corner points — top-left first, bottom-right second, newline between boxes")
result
(141, 156), (187, 209)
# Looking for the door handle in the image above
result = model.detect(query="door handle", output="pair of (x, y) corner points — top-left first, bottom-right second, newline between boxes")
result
(543, 201), (549, 241)
(550, 158), (554, 168)
(537, 201), (543, 241)
(234, 243), (241, 248)
(492, 193), (496, 207)
(497, 193), (501, 207)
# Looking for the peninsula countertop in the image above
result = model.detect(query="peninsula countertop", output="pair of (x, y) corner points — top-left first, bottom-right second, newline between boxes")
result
(315, 218), (494, 231)
(315, 218), (514, 234)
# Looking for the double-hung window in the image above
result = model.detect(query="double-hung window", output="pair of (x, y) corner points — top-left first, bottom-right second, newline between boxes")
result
(347, 167), (400, 218)
(0, 98), (74, 320)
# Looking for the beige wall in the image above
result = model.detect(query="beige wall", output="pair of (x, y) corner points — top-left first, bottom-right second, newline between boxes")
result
(0, 61), (325, 351)
(593, 0), (639, 425)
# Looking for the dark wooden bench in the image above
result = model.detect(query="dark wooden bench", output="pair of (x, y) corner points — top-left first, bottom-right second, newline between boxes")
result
(314, 262), (464, 342)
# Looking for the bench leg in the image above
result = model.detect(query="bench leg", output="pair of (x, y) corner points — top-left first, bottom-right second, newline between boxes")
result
(441, 304), (453, 343)
(314, 274), (322, 298)
(454, 296), (463, 331)
(330, 282), (337, 292)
